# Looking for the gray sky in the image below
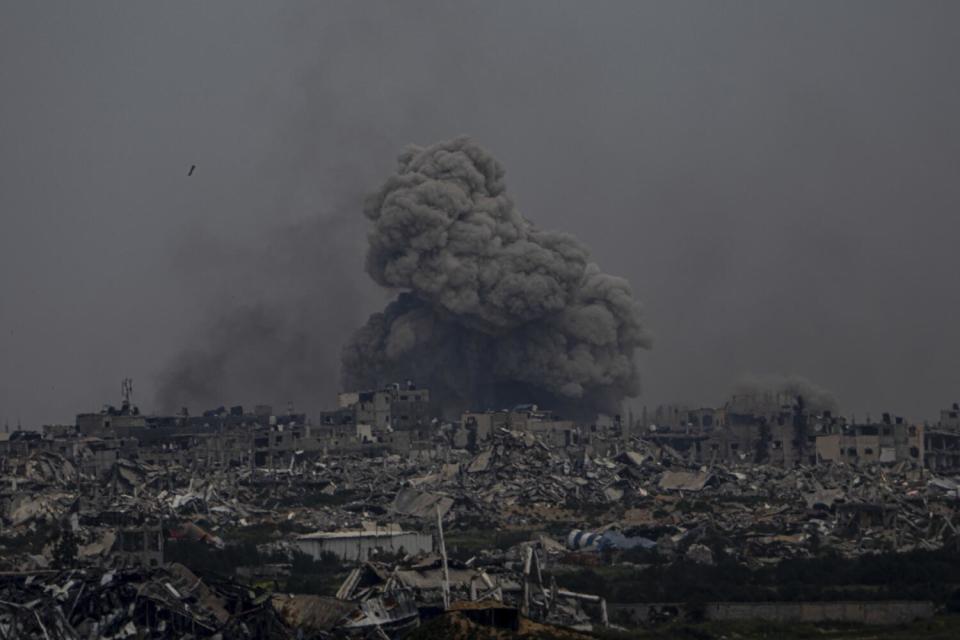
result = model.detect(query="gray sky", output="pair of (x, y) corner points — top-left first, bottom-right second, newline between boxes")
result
(2, 1), (959, 426)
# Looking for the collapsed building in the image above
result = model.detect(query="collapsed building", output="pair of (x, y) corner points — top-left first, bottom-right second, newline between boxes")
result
(642, 398), (960, 473)
(455, 405), (627, 455)
(644, 391), (847, 467)
(314, 381), (436, 456)
(4, 411), (957, 636)
(3, 384), (960, 636)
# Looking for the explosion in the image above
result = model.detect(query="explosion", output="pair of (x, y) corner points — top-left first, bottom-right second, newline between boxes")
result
(341, 138), (650, 418)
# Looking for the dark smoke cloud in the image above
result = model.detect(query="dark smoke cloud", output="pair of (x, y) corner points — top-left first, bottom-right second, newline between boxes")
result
(156, 209), (375, 415)
(729, 374), (839, 415)
(342, 138), (650, 418)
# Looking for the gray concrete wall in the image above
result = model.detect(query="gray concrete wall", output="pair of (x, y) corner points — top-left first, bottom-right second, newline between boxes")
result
(609, 601), (933, 626)
(706, 601), (933, 625)
(297, 532), (432, 563)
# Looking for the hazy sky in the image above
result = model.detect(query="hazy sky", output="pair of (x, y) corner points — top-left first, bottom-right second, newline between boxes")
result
(2, 1), (959, 426)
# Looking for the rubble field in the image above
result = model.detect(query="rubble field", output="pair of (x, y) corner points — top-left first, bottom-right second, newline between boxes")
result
(3, 428), (960, 637)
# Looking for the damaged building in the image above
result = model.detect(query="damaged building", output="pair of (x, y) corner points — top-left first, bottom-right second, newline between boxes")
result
(640, 397), (960, 473)
(4, 382), (960, 637)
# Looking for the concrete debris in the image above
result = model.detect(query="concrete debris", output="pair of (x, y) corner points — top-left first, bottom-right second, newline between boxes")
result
(271, 594), (355, 633)
(3, 388), (960, 635)
(0, 564), (288, 639)
(4, 422), (959, 574)
(659, 470), (714, 492)
(391, 487), (454, 520)
(685, 543), (715, 565)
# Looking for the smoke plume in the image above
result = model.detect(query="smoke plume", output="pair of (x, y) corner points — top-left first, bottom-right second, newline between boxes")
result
(729, 374), (839, 415)
(156, 209), (375, 415)
(342, 137), (650, 418)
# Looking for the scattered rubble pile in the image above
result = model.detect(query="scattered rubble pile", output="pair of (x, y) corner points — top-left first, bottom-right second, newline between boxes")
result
(3, 430), (960, 570)
(399, 430), (628, 528)
(2, 427), (960, 636)
(377, 430), (960, 563)
(331, 545), (606, 634)
(0, 563), (288, 639)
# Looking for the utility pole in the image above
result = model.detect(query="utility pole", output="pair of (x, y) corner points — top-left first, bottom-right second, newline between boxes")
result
(436, 504), (450, 610)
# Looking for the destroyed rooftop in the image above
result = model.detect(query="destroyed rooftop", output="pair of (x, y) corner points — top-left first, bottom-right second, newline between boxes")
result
(2, 384), (960, 637)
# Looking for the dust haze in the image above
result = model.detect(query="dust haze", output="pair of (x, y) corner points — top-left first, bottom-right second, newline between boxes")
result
(2, 2), (960, 424)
